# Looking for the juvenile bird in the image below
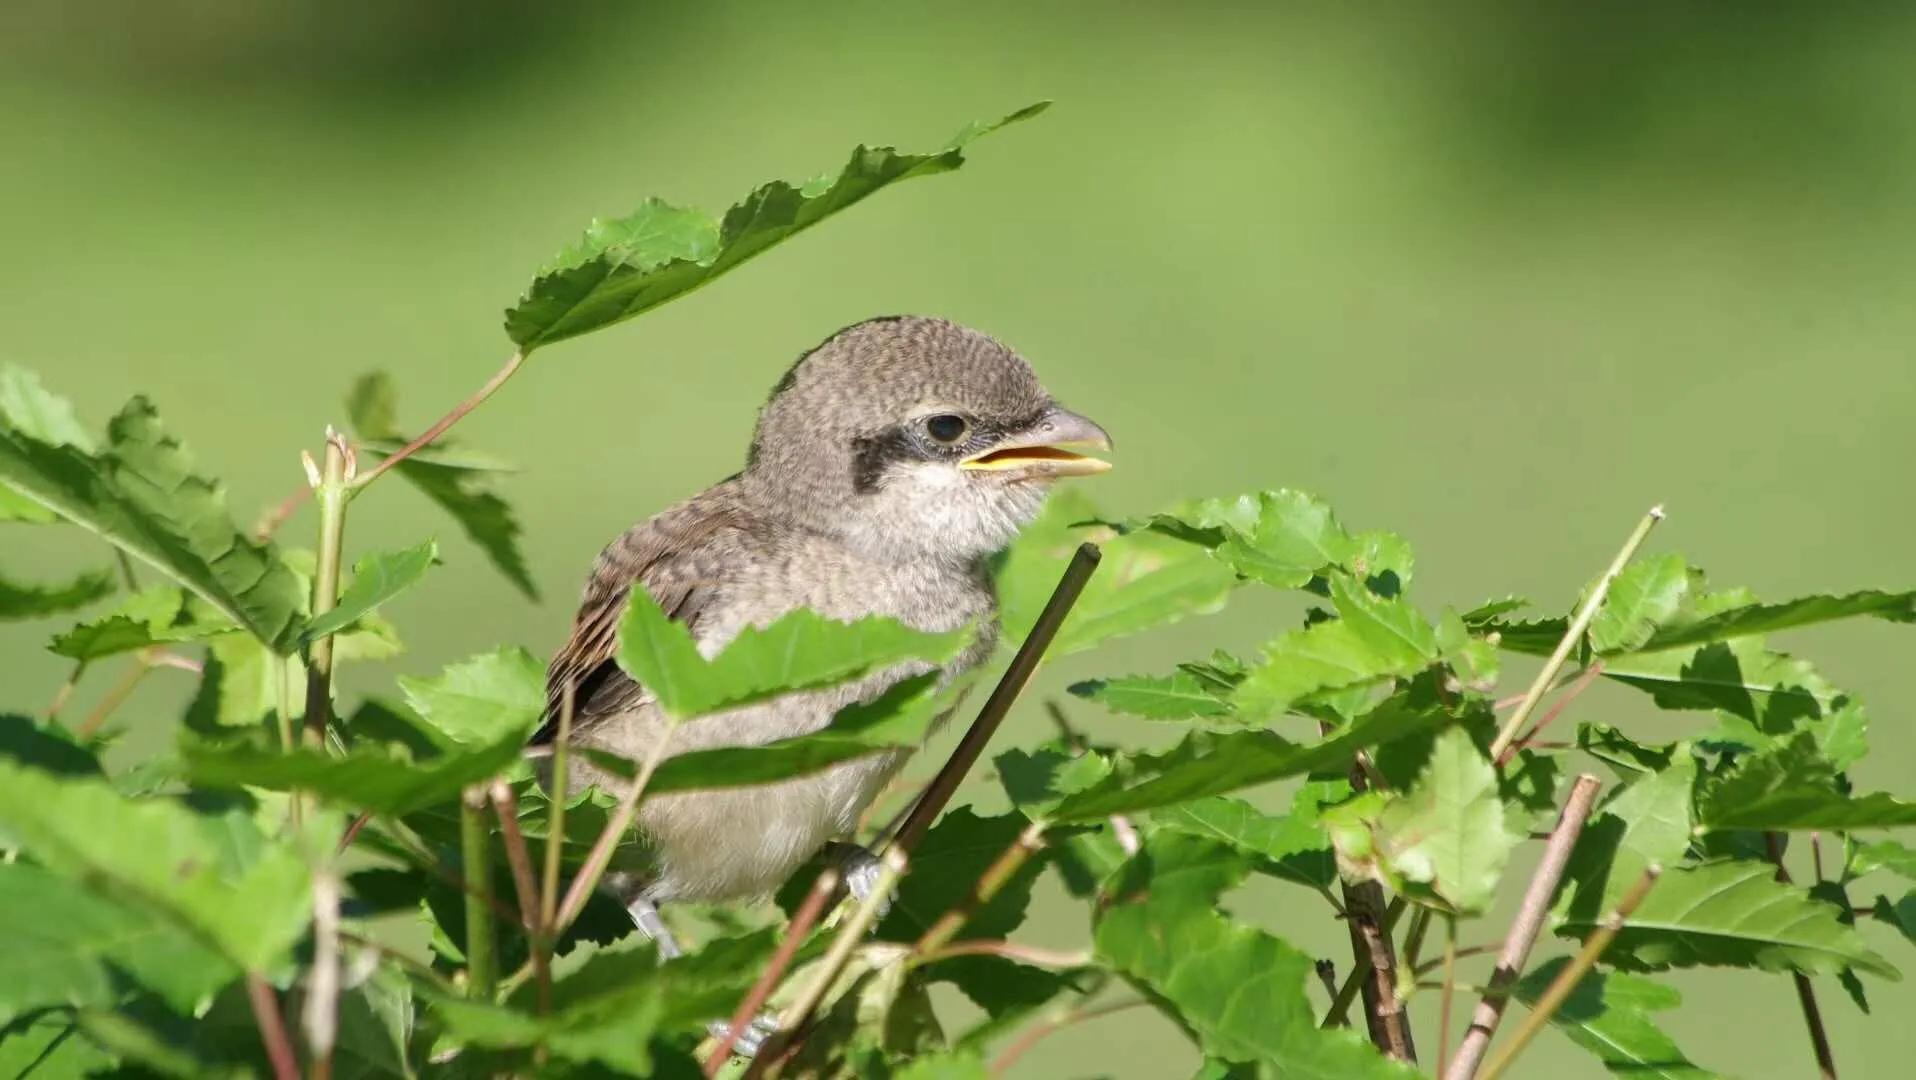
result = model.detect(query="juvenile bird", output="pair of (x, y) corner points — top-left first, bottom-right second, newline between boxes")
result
(534, 316), (1110, 959)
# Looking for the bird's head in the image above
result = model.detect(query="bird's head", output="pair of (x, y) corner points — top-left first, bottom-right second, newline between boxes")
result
(743, 316), (1112, 563)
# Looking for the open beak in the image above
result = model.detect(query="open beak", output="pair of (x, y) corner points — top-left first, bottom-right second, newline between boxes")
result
(959, 407), (1113, 478)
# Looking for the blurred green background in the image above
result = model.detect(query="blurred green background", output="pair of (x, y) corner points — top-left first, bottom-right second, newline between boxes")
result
(4, 2), (1914, 1075)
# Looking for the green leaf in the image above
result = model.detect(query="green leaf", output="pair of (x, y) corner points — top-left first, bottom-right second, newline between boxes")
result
(183, 731), (524, 817)
(1873, 892), (1916, 948)
(346, 373), (535, 600)
(1847, 839), (1916, 884)
(505, 104), (1047, 350)
(1641, 588), (1916, 650)
(0, 364), (94, 522)
(995, 743), (1114, 820)
(1576, 723), (1675, 779)
(615, 588), (967, 720)
(879, 808), (1044, 944)
(47, 585), (234, 659)
(0, 863), (235, 1023)
(1562, 749), (1697, 919)
(1211, 489), (1351, 589)
(0, 397), (304, 650)
(0, 713), (103, 778)
(0, 564), (114, 620)
(1590, 554), (1691, 654)
(1094, 832), (1416, 1078)
(301, 540), (437, 642)
(0, 760), (316, 972)
(183, 632), (302, 732)
(1697, 735), (1916, 831)
(1068, 669), (1235, 721)
(1511, 958), (1719, 1079)
(1152, 784), (1341, 893)
(1231, 576), (1436, 721)
(1332, 727), (1517, 913)
(1050, 687), (1448, 821)
(0, 1010), (118, 1078)
(1557, 859), (1898, 979)
(399, 647), (545, 747)
(895, 1051), (991, 1080)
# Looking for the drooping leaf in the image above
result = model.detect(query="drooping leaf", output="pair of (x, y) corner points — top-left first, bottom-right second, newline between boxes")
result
(1050, 687), (1448, 821)
(0, 364), (95, 522)
(1330, 727), (1517, 913)
(995, 743), (1115, 820)
(615, 587), (967, 720)
(345, 372), (535, 599)
(183, 731), (524, 817)
(398, 646), (545, 747)
(1576, 723), (1675, 779)
(1557, 859), (1898, 979)
(505, 104), (1047, 350)
(0, 397), (304, 650)
(0, 564), (114, 620)
(1511, 958), (1719, 1079)
(0, 863), (235, 1022)
(1152, 784), (1342, 893)
(1561, 748), (1696, 919)
(1094, 832), (1416, 1078)
(301, 539), (437, 642)
(0, 760), (317, 972)
(1696, 734), (1916, 831)
(1847, 839), (1916, 884)
(1641, 588), (1916, 651)
(0, 713), (103, 778)
(47, 585), (234, 659)
(1873, 892), (1916, 949)
(1068, 669), (1236, 721)
(1590, 554), (1691, 654)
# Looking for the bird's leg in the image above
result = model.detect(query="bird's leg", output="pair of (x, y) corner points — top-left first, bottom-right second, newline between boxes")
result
(628, 894), (780, 1058)
(824, 840), (892, 916)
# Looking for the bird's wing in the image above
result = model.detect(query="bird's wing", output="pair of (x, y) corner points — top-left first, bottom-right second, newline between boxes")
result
(533, 488), (749, 745)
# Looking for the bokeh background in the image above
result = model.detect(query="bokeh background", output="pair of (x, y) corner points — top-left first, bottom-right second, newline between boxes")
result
(5, 2), (1915, 1075)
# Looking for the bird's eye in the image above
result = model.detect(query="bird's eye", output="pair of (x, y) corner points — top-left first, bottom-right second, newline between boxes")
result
(925, 414), (969, 444)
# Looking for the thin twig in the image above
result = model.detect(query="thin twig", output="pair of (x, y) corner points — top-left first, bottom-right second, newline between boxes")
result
(914, 939), (1091, 969)
(1337, 755), (1416, 1061)
(987, 997), (1150, 1076)
(1488, 506), (1665, 761)
(540, 683), (575, 934)
(373, 817), (520, 925)
(1478, 865), (1663, 1080)
(302, 872), (341, 1080)
(1440, 916), (1458, 1068)
(1321, 896), (1407, 1031)
(553, 726), (674, 934)
(1768, 832), (1838, 1079)
(254, 484), (313, 541)
(745, 849), (907, 1078)
(1500, 661), (1604, 765)
(1811, 831), (1826, 885)
(491, 781), (547, 1010)
(1445, 774), (1602, 1080)
(45, 660), (88, 721)
(245, 974), (301, 1080)
(302, 430), (353, 747)
(912, 820), (1047, 957)
(1315, 959), (1340, 1007)
(890, 543), (1101, 855)
(350, 351), (525, 490)
(458, 787), (497, 998)
(1415, 944), (1499, 977)
(1401, 907), (1433, 995)
(703, 867), (842, 1075)
(72, 655), (152, 739)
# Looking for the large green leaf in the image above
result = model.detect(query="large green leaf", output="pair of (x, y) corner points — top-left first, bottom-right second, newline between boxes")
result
(0, 364), (94, 522)
(505, 104), (1046, 350)
(346, 373), (535, 599)
(1562, 749), (1697, 920)
(0, 863), (235, 1022)
(398, 646), (545, 747)
(1330, 727), (1517, 913)
(1149, 489), (1413, 595)
(1094, 832), (1416, 1078)
(996, 489), (1239, 657)
(1556, 859), (1898, 979)
(1512, 958), (1719, 1079)
(0, 565), (114, 620)
(1848, 839), (1916, 884)
(300, 539), (436, 642)
(1697, 735), (1916, 831)
(1152, 784), (1342, 893)
(1641, 588), (1916, 651)
(615, 587), (967, 720)
(47, 586), (234, 659)
(1068, 668), (1237, 722)
(1230, 573), (1437, 721)
(1050, 688), (1447, 821)
(0, 760), (315, 972)
(183, 730), (524, 817)
(1589, 554), (1691, 654)
(0, 397), (303, 650)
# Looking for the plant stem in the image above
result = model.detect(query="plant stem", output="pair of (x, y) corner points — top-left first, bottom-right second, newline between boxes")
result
(1767, 831), (1838, 1079)
(45, 660), (88, 721)
(490, 781), (548, 1010)
(244, 974), (301, 1080)
(350, 351), (525, 490)
(459, 787), (497, 998)
(914, 940), (1091, 969)
(73, 654), (152, 739)
(1478, 865), (1663, 1080)
(912, 820), (1046, 958)
(254, 484), (313, 541)
(1444, 774), (1602, 1080)
(553, 727), (675, 934)
(540, 683), (574, 934)
(1337, 752), (1417, 1061)
(1439, 916), (1458, 1068)
(703, 867), (842, 1075)
(745, 848), (907, 1078)
(302, 430), (351, 747)
(1400, 907), (1433, 998)
(1488, 505), (1664, 762)
(987, 998), (1150, 1076)
(891, 543), (1100, 855)
(1499, 661), (1604, 765)
(302, 871), (341, 1080)
(1322, 896), (1407, 1033)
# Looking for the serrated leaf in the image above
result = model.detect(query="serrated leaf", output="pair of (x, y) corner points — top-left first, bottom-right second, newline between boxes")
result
(1641, 588), (1916, 650)
(1212, 489), (1351, 589)
(0, 564), (114, 619)
(1068, 669), (1235, 721)
(0, 862), (235, 1023)
(1232, 577), (1436, 721)
(1591, 554), (1691, 653)
(346, 373), (535, 600)
(1050, 688), (1447, 821)
(183, 730), (524, 817)
(301, 539), (436, 642)
(1512, 958), (1719, 1079)
(1557, 859), (1898, 979)
(47, 585), (235, 659)
(182, 632), (302, 733)
(1697, 734), (1916, 831)
(1562, 749), (1696, 920)
(1152, 786), (1340, 893)
(615, 587), (967, 720)
(0, 713), (104, 778)
(995, 743), (1114, 820)
(1337, 727), (1517, 913)
(399, 647), (545, 747)
(0, 364), (94, 522)
(0, 398), (305, 649)
(879, 808), (1046, 943)
(1576, 723), (1675, 779)
(0, 760), (316, 972)
(1873, 892), (1916, 948)
(1094, 832), (1416, 1078)
(504, 103), (1046, 350)
(1847, 839), (1916, 884)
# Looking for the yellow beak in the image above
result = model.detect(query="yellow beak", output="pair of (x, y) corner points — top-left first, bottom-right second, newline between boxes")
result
(959, 408), (1113, 477)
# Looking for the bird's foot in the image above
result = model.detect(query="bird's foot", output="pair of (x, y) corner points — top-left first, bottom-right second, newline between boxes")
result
(626, 895), (684, 960)
(708, 1013), (781, 1059)
(832, 842), (891, 917)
